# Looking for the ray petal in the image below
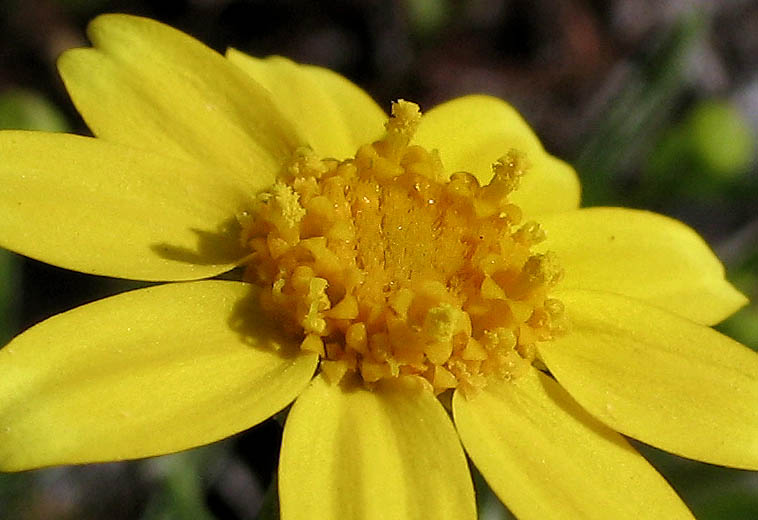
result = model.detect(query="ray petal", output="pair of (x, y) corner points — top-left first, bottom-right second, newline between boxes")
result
(540, 289), (758, 470)
(279, 375), (476, 520)
(413, 94), (580, 216)
(0, 281), (318, 470)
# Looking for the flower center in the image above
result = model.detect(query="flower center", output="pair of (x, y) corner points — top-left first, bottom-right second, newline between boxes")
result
(240, 100), (565, 396)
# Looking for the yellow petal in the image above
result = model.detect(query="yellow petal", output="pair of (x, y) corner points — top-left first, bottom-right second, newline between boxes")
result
(539, 207), (747, 325)
(413, 94), (580, 216)
(540, 289), (758, 470)
(57, 14), (303, 189)
(454, 369), (693, 520)
(279, 375), (475, 520)
(0, 131), (252, 281)
(226, 50), (386, 160)
(0, 281), (318, 471)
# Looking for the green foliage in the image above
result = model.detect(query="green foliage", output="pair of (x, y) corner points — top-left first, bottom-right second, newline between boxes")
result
(688, 100), (755, 179)
(141, 451), (217, 520)
(645, 99), (756, 198)
(574, 12), (707, 206)
(0, 251), (19, 346)
(0, 88), (71, 345)
(405, 0), (451, 39)
(0, 89), (70, 133)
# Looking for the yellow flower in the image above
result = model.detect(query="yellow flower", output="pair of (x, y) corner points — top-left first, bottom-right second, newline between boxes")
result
(0, 14), (756, 519)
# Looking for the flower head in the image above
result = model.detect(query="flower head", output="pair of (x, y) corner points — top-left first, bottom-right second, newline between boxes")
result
(242, 99), (566, 396)
(1, 14), (756, 520)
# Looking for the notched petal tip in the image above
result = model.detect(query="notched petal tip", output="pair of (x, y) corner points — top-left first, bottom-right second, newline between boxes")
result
(541, 289), (758, 471)
(539, 207), (749, 325)
(57, 13), (303, 187)
(225, 48), (386, 160)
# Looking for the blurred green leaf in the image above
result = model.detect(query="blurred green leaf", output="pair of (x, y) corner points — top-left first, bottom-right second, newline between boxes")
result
(644, 99), (756, 200)
(636, 442), (758, 519)
(141, 450), (217, 520)
(696, 481), (758, 520)
(687, 100), (756, 180)
(719, 265), (758, 352)
(720, 305), (758, 352)
(472, 466), (515, 520)
(574, 11), (706, 206)
(0, 251), (20, 346)
(406, 0), (451, 39)
(0, 89), (69, 345)
(0, 88), (70, 132)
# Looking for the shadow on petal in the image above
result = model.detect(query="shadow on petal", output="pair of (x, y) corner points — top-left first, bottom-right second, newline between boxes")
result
(150, 216), (247, 268)
(227, 283), (306, 361)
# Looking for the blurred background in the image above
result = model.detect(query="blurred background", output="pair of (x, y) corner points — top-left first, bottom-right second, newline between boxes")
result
(1, 0), (757, 518)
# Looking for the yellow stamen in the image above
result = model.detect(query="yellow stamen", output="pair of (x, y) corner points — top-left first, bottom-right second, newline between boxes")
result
(241, 100), (566, 396)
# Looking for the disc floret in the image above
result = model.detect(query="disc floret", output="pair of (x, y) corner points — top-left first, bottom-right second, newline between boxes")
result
(241, 100), (565, 396)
